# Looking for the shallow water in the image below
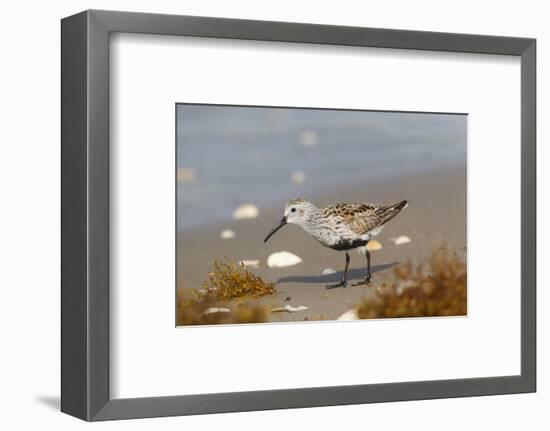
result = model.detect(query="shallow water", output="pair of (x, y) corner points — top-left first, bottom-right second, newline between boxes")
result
(176, 104), (466, 230)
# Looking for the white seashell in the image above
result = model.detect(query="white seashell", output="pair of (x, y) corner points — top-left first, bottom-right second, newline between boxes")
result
(267, 251), (302, 268)
(299, 129), (319, 146)
(232, 204), (259, 220)
(367, 240), (383, 251)
(202, 307), (231, 316)
(220, 229), (236, 239)
(270, 304), (309, 313)
(337, 309), (359, 320)
(291, 170), (306, 184)
(177, 167), (197, 182)
(392, 235), (411, 245)
(322, 268), (336, 275)
(239, 259), (260, 268)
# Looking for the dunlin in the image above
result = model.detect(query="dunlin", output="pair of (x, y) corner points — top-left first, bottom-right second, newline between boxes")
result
(264, 198), (408, 287)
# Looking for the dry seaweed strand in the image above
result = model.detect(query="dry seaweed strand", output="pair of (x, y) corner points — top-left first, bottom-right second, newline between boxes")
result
(176, 259), (275, 325)
(357, 246), (467, 319)
(176, 293), (269, 325)
(202, 259), (275, 300)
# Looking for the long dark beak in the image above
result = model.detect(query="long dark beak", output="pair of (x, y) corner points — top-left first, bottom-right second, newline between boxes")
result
(264, 216), (287, 243)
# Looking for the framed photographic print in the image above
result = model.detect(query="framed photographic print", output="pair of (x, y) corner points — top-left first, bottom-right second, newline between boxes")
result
(175, 103), (467, 325)
(61, 9), (536, 421)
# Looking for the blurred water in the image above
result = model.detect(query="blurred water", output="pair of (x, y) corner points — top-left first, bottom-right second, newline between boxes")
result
(177, 104), (466, 230)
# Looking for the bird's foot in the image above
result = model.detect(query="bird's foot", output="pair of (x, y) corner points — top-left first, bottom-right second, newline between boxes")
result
(326, 280), (348, 289)
(352, 277), (371, 286)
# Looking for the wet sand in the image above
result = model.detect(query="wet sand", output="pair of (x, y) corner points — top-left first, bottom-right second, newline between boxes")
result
(177, 166), (466, 323)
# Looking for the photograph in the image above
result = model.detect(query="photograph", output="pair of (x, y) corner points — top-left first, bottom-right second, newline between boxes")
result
(176, 104), (467, 325)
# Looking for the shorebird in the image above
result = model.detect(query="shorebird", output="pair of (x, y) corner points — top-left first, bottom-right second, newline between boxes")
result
(264, 198), (408, 288)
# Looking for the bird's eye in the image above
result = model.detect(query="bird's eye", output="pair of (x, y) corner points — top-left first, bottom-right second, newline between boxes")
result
(291, 207), (296, 212)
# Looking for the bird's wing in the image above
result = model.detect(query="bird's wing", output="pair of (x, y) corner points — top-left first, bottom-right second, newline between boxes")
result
(321, 203), (377, 234)
(323, 201), (407, 235)
(347, 203), (385, 234)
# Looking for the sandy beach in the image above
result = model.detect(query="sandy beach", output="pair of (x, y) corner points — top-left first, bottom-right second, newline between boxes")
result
(177, 166), (466, 323)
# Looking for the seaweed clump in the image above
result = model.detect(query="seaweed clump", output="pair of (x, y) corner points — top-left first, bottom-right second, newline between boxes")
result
(357, 247), (467, 319)
(176, 259), (275, 325)
(202, 259), (275, 300)
(176, 289), (269, 325)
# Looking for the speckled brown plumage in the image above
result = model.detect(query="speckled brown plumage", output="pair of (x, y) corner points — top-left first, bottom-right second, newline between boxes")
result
(322, 201), (407, 236)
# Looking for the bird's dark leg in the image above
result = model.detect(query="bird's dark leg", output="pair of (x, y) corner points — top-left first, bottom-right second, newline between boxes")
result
(326, 251), (350, 289)
(353, 246), (372, 286)
(366, 249), (371, 283)
(343, 251), (350, 285)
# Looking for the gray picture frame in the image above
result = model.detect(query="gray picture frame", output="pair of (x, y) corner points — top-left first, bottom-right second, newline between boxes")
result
(61, 9), (536, 421)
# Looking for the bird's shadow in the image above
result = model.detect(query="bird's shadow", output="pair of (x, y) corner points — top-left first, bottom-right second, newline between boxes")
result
(276, 262), (399, 284)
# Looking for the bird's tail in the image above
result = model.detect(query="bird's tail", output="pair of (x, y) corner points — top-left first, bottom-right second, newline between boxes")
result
(377, 200), (408, 225)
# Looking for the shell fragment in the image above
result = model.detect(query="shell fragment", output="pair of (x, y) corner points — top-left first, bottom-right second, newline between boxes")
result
(232, 204), (259, 220)
(299, 129), (319, 146)
(392, 235), (411, 245)
(267, 251), (302, 268)
(220, 229), (236, 239)
(271, 304), (309, 313)
(367, 240), (383, 251)
(177, 167), (197, 182)
(337, 309), (359, 320)
(291, 170), (306, 184)
(202, 307), (231, 316)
